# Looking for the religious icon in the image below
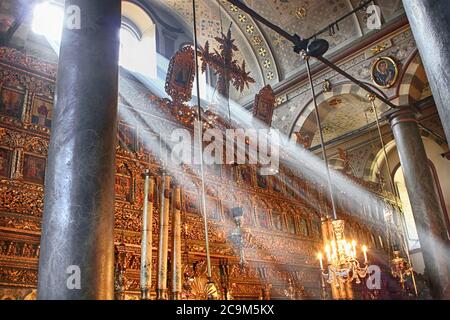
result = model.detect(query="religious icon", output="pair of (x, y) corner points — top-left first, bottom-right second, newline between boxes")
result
(257, 209), (269, 229)
(206, 164), (221, 177)
(371, 57), (399, 89)
(298, 180), (307, 198)
(272, 175), (283, 193)
(243, 207), (254, 226)
(174, 65), (192, 87)
(287, 215), (296, 234)
(312, 220), (321, 239)
(253, 85), (275, 126)
(240, 166), (253, 184)
(0, 86), (24, 119)
(207, 197), (221, 221)
(31, 96), (53, 128)
(115, 164), (132, 202)
(139, 129), (158, 158)
(115, 175), (131, 202)
(165, 46), (196, 103)
(295, 132), (311, 149)
(285, 174), (295, 197)
(0, 18), (13, 33)
(256, 168), (268, 189)
(23, 154), (46, 184)
(118, 123), (136, 152)
(0, 148), (11, 178)
(224, 164), (236, 181)
(183, 192), (200, 214)
(299, 218), (309, 237)
(222, 201), (234, 222)
(271, 211), (284, 231)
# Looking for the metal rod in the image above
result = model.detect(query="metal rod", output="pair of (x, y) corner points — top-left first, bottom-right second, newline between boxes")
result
(172, 186), (182, 300)
(305, 55), (338, 221)
(140, 170), (154, 300)
(192, 0), (213, 281)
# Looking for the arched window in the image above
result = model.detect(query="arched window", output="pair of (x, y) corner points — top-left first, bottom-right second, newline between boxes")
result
(31, 1), (157, 78)
(120, 1), (157, 78)
(31, 1), (64, 52)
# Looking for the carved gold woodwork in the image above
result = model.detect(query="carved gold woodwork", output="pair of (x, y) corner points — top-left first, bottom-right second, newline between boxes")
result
(0, 46), (400, 300)
(253, 85), (275, 126)
(165, 46), (196, 104)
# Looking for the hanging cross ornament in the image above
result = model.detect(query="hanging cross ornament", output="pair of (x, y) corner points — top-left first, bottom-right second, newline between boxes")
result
(200, 26), (255, 101)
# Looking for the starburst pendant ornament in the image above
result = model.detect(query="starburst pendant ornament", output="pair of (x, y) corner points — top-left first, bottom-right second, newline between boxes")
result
(200, 27), (255, 100)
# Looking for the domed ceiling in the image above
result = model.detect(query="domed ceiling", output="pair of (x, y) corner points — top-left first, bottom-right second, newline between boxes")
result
(1, 0), (406, 135)
(161, 0), (404, 97)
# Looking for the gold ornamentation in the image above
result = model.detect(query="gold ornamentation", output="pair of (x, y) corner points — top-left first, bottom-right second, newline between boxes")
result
(295, 7), (307, 20)
(253, 85), (275, 126)
(238, 14), (246, 23)
(252, 36), (262, 46)
(258, 48), (267, 57)
(165, 46), (196, 104)
(322, 79), (332, 92)
(370, 43), (388, 54)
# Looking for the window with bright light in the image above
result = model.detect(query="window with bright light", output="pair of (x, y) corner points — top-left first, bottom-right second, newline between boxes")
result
(31, 1), (157, 78)
(31, 1), (64, 49)
(119, 26), (140, 70)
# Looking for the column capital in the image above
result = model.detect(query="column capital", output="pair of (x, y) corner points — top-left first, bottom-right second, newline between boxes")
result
(142, 168), (152, 178)
(383, 106), (419, 130)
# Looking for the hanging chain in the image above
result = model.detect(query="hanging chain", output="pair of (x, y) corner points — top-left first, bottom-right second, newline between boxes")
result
(192, 0), (213, 281)
(304, 53), (338, 221)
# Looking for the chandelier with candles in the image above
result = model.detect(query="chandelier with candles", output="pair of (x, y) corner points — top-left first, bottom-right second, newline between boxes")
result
(317, 220), (369, 287)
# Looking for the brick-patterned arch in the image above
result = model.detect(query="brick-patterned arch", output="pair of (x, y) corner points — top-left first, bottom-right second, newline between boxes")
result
(362, 131), (446, 182)
(289, 82), (388, 140)
(397, 53), (428, 106)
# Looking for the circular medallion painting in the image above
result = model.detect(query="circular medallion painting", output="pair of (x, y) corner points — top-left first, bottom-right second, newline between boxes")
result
(371, 57), (399, 89)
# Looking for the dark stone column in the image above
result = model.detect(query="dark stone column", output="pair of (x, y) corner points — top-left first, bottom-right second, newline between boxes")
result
(388, 107), (450, 299)
(402, 0), (450, 142)
(37, 0), (121, 300)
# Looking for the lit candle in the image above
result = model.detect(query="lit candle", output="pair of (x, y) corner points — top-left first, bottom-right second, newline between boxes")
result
(331, 241), (337, 257)
(362, 245), (368, 264)
(317, 252), (324, 270)
(351, 240), (357, 258)
(325, 245), (331, 262)
(344, 242), (350, 256)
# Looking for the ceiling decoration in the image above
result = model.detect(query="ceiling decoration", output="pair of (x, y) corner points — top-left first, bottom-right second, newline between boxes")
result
(162, 0), (404, 91)
(301, 94), (379, 146)
(1, 0), (407, 137)
(163, 0), (270, 102)
(219, 0), (279, 85)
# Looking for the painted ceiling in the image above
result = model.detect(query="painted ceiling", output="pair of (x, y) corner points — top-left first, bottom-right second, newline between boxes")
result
(1, 0), (408, 143)
(162, 0), (405, 95)
(308, 94), (377, 146)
